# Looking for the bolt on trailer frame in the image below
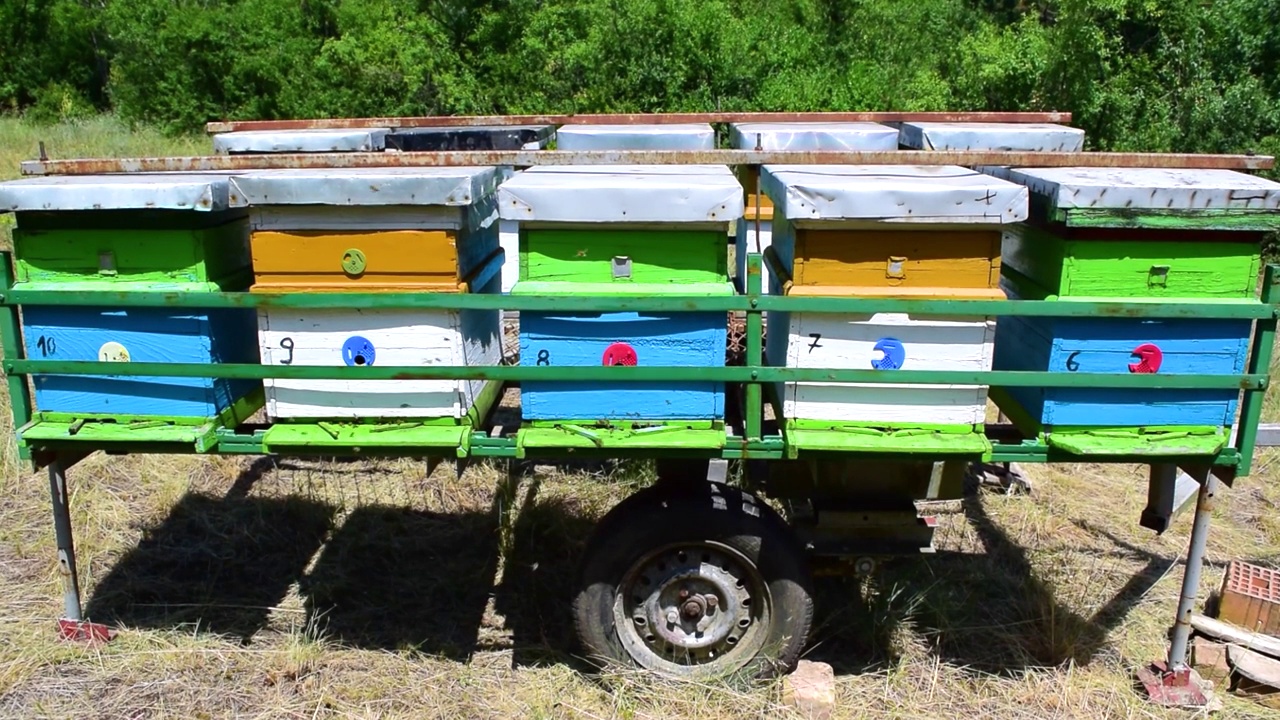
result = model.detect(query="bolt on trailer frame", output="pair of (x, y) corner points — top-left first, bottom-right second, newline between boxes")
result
(4, 112), (1278, 701)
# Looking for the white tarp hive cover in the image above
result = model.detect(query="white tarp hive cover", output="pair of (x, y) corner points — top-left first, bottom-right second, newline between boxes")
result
(227, 167), (504, 207)
(985, 167), (1280, 211)
(729, 122), (899, 151)
(555, 123), (716, 151)
(213, 128), (390, 154)
(899, 122), (1085, 152)
(762, 165), (1028, 223)
(0, 173), (236, 212)
(498, 165), (743, 223)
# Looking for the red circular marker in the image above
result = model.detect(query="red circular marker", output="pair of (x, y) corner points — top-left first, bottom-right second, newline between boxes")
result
(603, 342), (638, 366)
(1129, 343), (1164, 374)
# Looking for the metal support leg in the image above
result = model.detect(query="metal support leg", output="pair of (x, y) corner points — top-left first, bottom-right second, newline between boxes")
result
(1137, 472), (1216, 706)
(48, 461), (113, 643)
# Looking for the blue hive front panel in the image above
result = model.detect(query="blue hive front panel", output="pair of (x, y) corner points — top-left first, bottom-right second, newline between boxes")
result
(24, 306), (261, 418)
(519, 311), (726, 421)
(993, 313), (1250, 427)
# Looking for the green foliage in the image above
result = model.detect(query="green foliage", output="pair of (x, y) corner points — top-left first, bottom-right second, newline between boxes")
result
(1, 0), (1278, 157)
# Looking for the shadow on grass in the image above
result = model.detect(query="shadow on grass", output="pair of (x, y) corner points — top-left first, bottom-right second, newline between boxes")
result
(806, 493), (1182, 675)
(84, 488), (335, 642)
(494, 475), (600, 670)
(299, 504), (501, 660)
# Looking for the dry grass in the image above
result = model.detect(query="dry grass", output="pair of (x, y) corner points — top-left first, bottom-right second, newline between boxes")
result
(3, 118), (1280, 718)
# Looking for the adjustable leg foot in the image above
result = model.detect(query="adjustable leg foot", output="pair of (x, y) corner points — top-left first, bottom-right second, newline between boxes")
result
(1136, 662), (1209, 707)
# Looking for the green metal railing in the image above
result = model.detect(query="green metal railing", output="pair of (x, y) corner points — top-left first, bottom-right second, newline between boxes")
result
(2, 252), (1276, 471)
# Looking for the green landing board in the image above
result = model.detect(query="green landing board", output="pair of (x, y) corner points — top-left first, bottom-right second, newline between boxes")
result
(261, 422), (470, 456)
(784, 420), (992, 459)
(1046, 426), (1228, 456)
(520, 229), (728, 285)
(517, 422), (727, 455)
(510, 281), (735, 297)
(19, 417), (220, 451)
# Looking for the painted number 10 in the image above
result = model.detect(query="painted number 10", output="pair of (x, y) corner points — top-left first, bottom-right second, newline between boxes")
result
(35, 336), (56, 356)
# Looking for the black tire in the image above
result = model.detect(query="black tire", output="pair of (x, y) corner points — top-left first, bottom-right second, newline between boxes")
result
(573, 482), (813, 680)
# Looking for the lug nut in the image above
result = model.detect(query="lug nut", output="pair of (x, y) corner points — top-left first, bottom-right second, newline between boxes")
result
(706, 595), (718, 609)
(666, 610), (679, 624)
(678, 589), (690, 600)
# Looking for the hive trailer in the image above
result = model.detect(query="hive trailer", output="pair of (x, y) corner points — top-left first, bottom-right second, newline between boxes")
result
(4, 111), (1279, 705)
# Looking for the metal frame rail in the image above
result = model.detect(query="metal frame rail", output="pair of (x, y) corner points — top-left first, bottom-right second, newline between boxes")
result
(6, 139), (1279, 706)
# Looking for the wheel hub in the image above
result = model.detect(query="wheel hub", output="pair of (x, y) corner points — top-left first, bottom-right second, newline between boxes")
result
(614, 541), (771, 674)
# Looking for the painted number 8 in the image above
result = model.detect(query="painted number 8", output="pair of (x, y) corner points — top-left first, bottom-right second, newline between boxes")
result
(536, 350), (551, 366)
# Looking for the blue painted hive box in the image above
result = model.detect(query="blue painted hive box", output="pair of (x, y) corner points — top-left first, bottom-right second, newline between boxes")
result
(498, 165), (743, 451)
(985, 166), (1280, 456)
(0, 173), (263, 451)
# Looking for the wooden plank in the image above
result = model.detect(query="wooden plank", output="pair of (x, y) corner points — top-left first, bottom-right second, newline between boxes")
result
(1192, 614), (1280, 658)
(796, 230), (1000, 290)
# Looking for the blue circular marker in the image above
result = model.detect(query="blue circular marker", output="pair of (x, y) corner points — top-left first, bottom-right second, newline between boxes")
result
(871, 338), (905, 370)
(342, 336), (376, 367)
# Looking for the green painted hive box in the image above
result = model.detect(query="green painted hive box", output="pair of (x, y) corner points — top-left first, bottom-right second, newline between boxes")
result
(986, 167), (1280, 457)
(0, 174), (263, 453)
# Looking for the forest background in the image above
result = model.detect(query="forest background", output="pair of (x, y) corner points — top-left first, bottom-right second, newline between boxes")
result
(3, 0), (1280, 166)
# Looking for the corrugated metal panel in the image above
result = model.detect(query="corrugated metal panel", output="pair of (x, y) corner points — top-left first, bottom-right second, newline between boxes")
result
(497, 165), (742, 223)
(728, 122), (899, 151)
(900, 122), (1085, 152)
(987, 167), (1280, 211)
(555, 123), (715, 150)
(762, 165), (1028, 223)
(227, 167), (505, 207)
(213, 128), (390, 154)
(0, 173), (235, 212)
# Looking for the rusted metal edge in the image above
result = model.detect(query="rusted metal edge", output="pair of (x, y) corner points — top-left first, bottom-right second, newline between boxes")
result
(204, 111), (1074, 133)
(19, 150), (1274, 176)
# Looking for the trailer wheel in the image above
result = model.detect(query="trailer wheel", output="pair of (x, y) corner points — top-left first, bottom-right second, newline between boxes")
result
(573, 482), (813, 680)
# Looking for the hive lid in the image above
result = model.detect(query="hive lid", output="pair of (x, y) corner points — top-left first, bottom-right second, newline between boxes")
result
(212, 128), (389, 154)
(498, 165), (743, 223)
(899, 122), (1085, 152)
(385, 125), (555, 151)
(228, 166), (505, 207)
(984, 167), (1280, 212)
(555, 123), (715, 150)
(0, 173), (236, 213)
(728, 122), (899, 151)
(761, 165), (1028, 223)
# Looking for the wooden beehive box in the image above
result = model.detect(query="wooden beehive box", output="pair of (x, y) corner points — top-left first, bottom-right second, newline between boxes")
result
(759, 164), (1029, 456)
(228, 167), (506, 453)
(498, 164), (742, 451)
(0, 173), (262, 450)
(212, 128), (390, 155)
(727, 122), (900, 293)
(987, 166), (1280, 455)
(898, 122), (1085, 151)
(383, 126), (556, 294)
(554, 123), (715, 150)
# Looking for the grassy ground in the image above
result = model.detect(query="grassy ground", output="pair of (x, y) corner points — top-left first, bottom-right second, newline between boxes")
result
(3, 117), (1280, 718)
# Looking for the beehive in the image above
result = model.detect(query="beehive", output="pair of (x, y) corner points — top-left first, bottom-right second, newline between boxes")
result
(0, 173), (262, 450)
(898, 122), (1085, 151)
(384, 124), (555, 151)
(383, 125), (556, 294)
(554, 123), (715, 150)
(987, 167), (1280, 455)
(498, 165), (742, 451)
(228, 167), (505, 453)
(727, 122), (900, 293)
(212, 128), (390, 154)
(759, 165), (1028, 456)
